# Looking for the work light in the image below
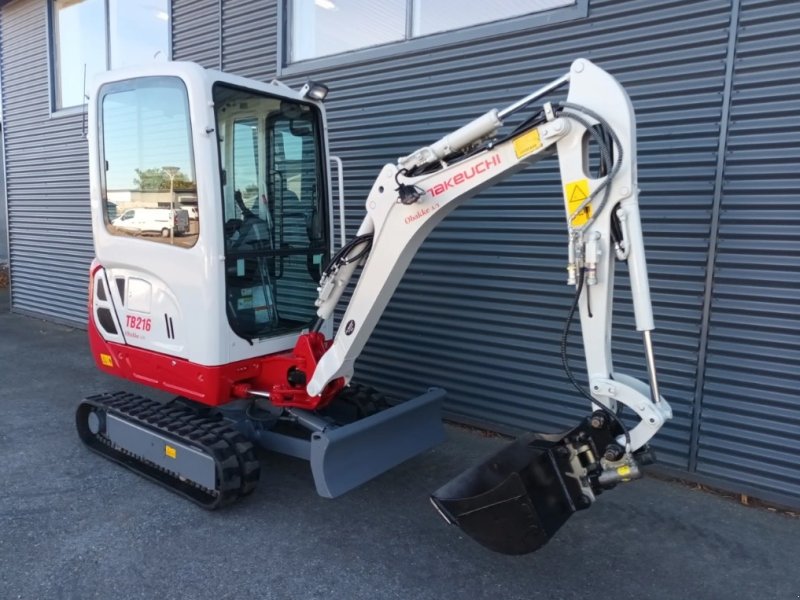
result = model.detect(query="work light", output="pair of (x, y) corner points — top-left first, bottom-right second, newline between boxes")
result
(300, 80), (329, 102)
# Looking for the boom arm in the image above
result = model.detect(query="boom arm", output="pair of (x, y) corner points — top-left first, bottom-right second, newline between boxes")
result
(307, 59), (671, 452)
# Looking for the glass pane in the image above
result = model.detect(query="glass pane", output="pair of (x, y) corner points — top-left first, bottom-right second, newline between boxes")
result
(233, 119), (260, 218)
(53, 0), (106, 109)
(290, 0), (405, 62)
(412, 0), (575, 36)
(101, 77), (198, 248)
(108, 0), (170, 68)
(214, 84), (328, 339)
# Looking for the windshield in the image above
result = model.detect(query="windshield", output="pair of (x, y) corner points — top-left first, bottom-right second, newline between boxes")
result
(213, 83), (328, 340)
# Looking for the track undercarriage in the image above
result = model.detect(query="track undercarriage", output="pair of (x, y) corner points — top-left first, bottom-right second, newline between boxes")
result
(76, 384), (445, 507)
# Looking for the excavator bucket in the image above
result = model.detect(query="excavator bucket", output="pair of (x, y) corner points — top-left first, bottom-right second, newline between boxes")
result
(431, 419), (616, 555)
(310, 387), (446, 498)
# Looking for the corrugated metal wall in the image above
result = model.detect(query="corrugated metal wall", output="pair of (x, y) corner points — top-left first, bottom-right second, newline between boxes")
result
(696, 0), (800, 506)
(0, 134), (7, 262)
(0, 0), (92, 325)
(221, 0), (275, 79)
(252, 0), (733, 471)
(172, 0), (219, 69)
(2, 0), (797, 506)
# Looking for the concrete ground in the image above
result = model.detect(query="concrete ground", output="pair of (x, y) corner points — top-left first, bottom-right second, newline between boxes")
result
(1, 288), (799, 600)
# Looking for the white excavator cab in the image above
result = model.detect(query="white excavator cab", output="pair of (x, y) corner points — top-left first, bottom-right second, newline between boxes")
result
(88, 63), (335, 370)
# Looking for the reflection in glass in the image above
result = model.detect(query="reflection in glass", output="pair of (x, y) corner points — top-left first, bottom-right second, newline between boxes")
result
(287, 0), (576, 62)
(53, 0), (106, 109)
(411, 0), (574, 36)
(101, 77), (198, 247)
(109, 0), (170, 68)
(52, 0), (169, 109)
(290, 0), (405, 62)
(233, 119), (260, 215)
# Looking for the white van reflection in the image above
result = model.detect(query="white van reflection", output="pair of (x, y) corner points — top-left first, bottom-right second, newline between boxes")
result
(112, 208), (190, 237)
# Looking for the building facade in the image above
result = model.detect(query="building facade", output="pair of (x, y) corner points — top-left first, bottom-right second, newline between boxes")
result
(1, 0), (798, 508)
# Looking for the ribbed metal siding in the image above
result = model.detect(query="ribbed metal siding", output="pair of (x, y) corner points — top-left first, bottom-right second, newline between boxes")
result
(0, 141), (7, 263)
(696, 0), (800, 504)
(1, 0), (92, 325)
(172, 0), (220, 68)
(174, 0), (278, 79)
(263, 0), (732, 469)
(221, 0), (276, 80)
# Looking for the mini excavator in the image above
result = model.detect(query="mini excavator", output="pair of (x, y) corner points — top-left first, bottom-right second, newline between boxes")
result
(79, 58), (672, 555)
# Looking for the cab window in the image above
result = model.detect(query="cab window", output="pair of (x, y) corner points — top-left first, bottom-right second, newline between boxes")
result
(100, 76), (199, 247)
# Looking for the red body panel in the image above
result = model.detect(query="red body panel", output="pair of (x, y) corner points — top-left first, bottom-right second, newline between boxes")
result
(88, 267), (344, 409)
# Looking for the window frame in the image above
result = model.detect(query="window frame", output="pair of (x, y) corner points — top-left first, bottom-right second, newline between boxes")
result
(211, 81), (332, 340)
(278, 0), (587, 75)
(47, 0), (173, 117)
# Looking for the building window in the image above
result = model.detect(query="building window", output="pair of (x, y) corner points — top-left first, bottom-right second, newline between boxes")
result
(51, 0), (169, 110)
(100, 77), (198, 248)
(287, 0), (575, 63)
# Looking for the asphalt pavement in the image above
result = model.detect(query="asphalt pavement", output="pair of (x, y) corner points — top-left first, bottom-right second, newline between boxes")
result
(1, 287), (799, 600)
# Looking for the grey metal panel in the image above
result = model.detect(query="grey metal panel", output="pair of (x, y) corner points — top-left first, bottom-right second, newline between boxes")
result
(221, 0), (276, 80)
(696, 0), (800, 505)
(1, 0), (93, 325)
(268, 0), (731, 469)
(106, 414), (217, 490)
(172, 0), (220, 68)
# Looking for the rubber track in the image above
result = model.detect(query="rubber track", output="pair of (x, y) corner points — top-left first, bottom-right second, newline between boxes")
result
(76, 392), (260, 509)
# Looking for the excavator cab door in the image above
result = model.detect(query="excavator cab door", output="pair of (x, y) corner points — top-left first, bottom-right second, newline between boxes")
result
(214, 83), (330, 343)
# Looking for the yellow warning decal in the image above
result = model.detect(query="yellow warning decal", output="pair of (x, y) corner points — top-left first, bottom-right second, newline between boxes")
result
(165, 445), (177, 459)
(617, 465), (632, 477)
(512, 129), (542, 158)
(564, 178), (592, 227)
(100, 353), (114, 367)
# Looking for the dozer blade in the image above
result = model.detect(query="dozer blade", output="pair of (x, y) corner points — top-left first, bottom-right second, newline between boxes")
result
(310, 387), (445, 498)
(431, 419), (617, 555)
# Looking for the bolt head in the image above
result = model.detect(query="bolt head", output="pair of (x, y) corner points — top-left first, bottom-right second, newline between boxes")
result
(604, 444), (625, 462)
(590, 413), (607, 429)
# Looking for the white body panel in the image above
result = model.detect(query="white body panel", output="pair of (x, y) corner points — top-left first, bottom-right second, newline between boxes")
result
(88, 62), (333, 367)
